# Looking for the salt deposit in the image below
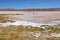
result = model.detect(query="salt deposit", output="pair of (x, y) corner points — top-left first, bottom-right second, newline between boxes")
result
(51, 33), (60, 37)
(0, 20), (56, 27)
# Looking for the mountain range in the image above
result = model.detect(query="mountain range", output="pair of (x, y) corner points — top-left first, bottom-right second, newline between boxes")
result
(0, 8), (60, 11)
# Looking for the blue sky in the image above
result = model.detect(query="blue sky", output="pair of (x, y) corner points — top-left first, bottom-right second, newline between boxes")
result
(0, 0), (60, 9)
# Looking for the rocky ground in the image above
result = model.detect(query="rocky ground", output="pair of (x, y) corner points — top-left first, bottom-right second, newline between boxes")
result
(0, 14), (60, 40)
(0, 25), (60, 40)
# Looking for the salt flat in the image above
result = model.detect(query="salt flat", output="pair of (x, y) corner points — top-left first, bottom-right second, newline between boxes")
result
(0, 11), (60, 23)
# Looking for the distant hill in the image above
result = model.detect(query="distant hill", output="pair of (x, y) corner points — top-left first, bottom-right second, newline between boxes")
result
(0, 8), (60, 11)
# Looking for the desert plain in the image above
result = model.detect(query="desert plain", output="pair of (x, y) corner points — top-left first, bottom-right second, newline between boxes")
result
(0, 11), (60, 40)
